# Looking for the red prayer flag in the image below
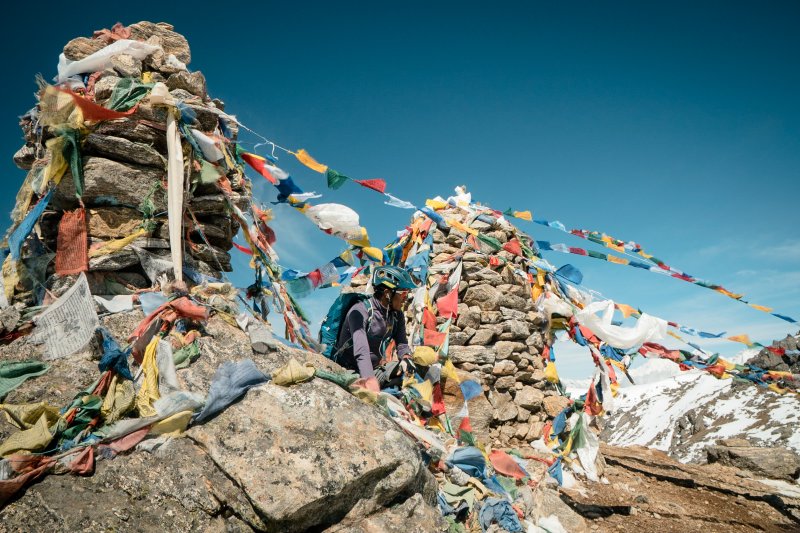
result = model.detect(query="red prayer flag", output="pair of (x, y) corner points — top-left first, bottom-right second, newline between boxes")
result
(503, 239), (523, 257)
(241, 152), (278, 184)
(436, 287), (459, 319)
(354, 178), (387, 193)
(489, 449), (527, 480)
(766, 346), (786, 356)
(55, 208), (88, 275)
(569, 247), (588, 256)
(58, 87), (138, 122)
(458, 416), (473, 433)
(422, 308), (437, 330)
(423, 328), (446, 347)
(232, 242), (253, 255)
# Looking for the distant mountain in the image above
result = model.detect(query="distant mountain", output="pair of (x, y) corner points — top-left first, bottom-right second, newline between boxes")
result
(601, 348), (800, 462)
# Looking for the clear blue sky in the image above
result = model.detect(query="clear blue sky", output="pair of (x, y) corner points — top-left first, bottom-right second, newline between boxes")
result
(3, 2), (798, 378)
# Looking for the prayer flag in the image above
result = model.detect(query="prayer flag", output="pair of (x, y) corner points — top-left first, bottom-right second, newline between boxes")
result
(241, 152), (278, 184)
(295, 149), (328, 173)
(354, 179), (386, 193)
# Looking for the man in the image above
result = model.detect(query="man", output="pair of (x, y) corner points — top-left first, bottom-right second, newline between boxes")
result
(334, 265), (418, 392)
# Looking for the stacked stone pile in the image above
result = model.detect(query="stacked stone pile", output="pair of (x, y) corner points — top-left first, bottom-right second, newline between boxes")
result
(416, 207), (572, 449)
(9, 22), (248, 304)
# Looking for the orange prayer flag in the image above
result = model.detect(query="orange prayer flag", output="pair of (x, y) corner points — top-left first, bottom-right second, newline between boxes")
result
(615, 303), (637, 318)
(607, 255), (629, 265)
(749, 303), (774, 313)
(295, 149), (328, 173)
(716, 287), (743, 300)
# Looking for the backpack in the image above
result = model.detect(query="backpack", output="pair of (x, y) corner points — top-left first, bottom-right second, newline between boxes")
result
(319, 292), (374, 362)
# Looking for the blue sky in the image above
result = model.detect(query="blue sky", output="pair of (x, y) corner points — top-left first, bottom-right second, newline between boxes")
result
(2, 2), (798, 378)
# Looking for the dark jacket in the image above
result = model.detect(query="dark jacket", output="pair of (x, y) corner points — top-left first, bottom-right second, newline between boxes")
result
(335, 296), (411, 379)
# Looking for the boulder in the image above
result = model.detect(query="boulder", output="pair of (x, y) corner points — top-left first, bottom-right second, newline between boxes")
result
(707, 444), (800, 481)
(494, 375), (516, 390)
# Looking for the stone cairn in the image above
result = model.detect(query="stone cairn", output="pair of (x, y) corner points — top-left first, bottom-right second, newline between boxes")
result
(8, 22), (248, 306)
(424, 207), (572, 450)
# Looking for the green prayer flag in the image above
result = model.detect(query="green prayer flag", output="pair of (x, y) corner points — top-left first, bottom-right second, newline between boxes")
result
(0, 361), (50, 400)
(326, 169), (349, 190)
(198, 159), (226, 184)
(476, 233), (502, 251)
(107, 78), (155, 111)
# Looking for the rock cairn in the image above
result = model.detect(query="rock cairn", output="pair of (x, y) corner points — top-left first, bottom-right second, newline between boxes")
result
(9, 22), (248, 305)
(416, 205), (571, 449)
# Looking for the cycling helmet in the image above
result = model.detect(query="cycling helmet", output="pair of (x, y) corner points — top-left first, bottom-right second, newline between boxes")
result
(372, 265), (418, 291)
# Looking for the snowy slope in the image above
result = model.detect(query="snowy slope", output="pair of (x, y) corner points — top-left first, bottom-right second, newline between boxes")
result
(601, 357), (800, 463)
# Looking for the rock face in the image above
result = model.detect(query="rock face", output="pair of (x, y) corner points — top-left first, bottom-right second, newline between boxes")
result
(707, 441), (800, 481)
(0, 313), (442, 532)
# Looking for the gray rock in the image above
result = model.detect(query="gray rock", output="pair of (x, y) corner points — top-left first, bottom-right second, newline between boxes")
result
(333, 493), (448, 533)
(84, 133), (166, 168)
(490, 391), (518, 422)
(514, 386), (545, 411)
(525, 331), (545, 351)
(496, 341), (526, 360)
(492, 360), (517, 376)
(166, 70), (208, 98)
(449, 345), (495, 365)
(463, 284), (502, 311)
(543, 395), (572, 417)
(88, 248), (140, 271)
(62, 36), (107, 60)
(494, 375), (516, 390)
(53, 157), (167, 211)
(707, 445), (800, 481)
(13, 144), (35, 170)
(111, 53), (143, 78)
(538, 488), (589, 533)
(93, 73), (121, 101)
(504, 319), (530, 339)
(498, 293), (528, 311)
(468, 328), (495, 346)
(128, 21), (191, 63)
(94, 120), (168, 151)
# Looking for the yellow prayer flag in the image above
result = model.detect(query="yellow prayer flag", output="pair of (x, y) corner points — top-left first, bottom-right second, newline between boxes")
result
(544, 361), (559, 383)
(607, 255), (629, 265)
(727, 334), (752, 346)
(667, 331), (684, 342)
(294, 148), (328, 173)
(749, 303), (774, 313)
(513, 210), (532, 221)
(447, 219), (478, 236)
(361, 246), (383, 261)
(442, 359), (460, 383)
(425, 199), (448, 210)
(135, 337), (161, 417)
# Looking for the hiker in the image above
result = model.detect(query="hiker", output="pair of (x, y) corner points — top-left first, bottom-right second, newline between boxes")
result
(334, 266), (418, 392)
